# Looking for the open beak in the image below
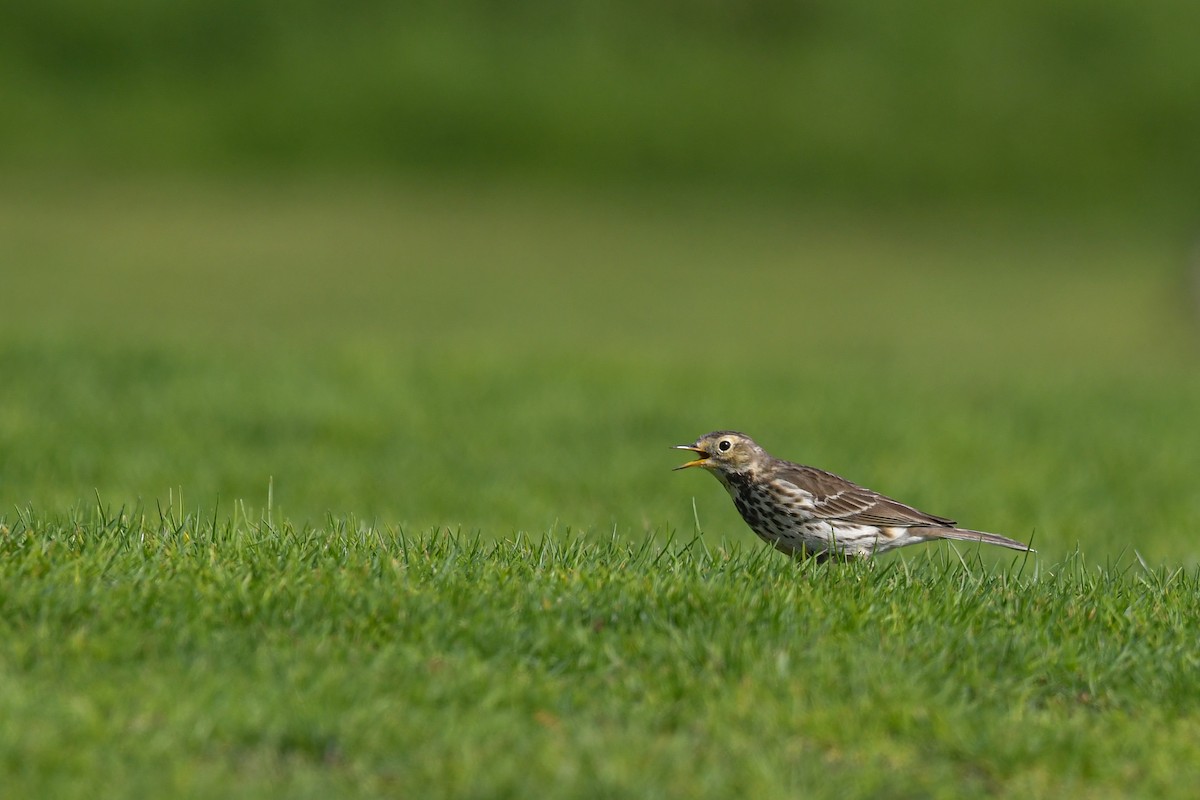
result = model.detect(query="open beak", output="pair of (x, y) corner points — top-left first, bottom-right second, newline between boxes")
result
(672, 444), (710, 470)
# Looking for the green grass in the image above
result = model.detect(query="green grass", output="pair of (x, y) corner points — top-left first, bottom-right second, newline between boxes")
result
(3, 177), (1200, 796)
(3, 518), (1199, 798)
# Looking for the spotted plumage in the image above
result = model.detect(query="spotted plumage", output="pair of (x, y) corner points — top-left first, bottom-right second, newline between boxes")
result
(674, 430), (1033, 561)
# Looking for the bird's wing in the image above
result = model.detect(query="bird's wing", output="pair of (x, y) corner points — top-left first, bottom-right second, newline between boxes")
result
(773, 463), (957, 528)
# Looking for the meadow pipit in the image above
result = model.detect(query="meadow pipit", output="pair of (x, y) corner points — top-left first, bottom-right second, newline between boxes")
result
(674, 430), (1033, 560)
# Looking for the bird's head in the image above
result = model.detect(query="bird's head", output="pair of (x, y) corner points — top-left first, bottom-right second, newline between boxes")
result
(673, 431), (764, 474)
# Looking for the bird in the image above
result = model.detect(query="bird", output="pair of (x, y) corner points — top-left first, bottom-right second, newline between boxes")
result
(674, 430), (1033, 561)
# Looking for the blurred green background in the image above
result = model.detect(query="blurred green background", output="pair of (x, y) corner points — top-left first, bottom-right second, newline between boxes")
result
(3, 0), (1200, 559)
(3, 0), (1199, 213)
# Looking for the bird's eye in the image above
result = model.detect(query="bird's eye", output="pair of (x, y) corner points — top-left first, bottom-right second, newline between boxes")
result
(718, 439), (732, 452)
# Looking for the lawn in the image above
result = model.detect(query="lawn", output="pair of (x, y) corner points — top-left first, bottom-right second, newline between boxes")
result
(2, 177), (1200, 797)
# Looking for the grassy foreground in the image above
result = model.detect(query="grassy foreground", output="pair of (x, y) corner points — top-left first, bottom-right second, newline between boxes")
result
(3, 177), (1200, 796)
(3, 513), (1199, 799)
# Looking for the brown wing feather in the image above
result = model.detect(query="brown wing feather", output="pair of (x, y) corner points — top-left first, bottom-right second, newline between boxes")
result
(771, 463), (957, 528)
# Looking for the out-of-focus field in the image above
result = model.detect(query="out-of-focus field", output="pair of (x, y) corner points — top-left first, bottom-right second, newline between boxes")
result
(2, 178), (1198, 564)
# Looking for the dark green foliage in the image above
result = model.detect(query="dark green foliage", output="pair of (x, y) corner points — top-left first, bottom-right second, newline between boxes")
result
(2, 1), (1199, 211)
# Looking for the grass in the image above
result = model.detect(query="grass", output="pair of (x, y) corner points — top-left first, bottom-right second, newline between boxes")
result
(3, 516), (1199, 798)
(2, 176), (1200, 796)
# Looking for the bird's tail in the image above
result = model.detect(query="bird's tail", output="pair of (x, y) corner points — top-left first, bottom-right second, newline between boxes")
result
(921, 527), (1035, 553)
